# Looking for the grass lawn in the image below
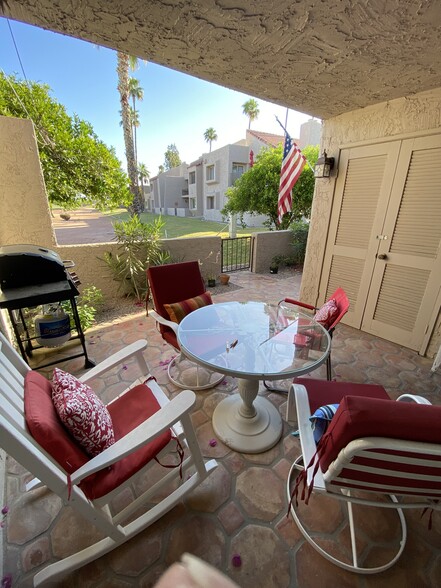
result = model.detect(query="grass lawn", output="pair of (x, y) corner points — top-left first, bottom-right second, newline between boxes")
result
(103, 209), (267, 239)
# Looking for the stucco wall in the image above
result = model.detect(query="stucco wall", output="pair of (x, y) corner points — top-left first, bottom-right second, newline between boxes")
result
(301, 87), (441, 356)
(252, 230), (293, 274)
(0, 117), (56, 248)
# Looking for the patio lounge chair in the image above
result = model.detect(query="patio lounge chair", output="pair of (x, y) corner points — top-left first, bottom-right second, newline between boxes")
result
(286, 378), (440, 573)
(0, 331), (217, 586)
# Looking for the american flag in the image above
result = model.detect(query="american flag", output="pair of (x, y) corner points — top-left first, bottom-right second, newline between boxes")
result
(277, 133), (306, 224)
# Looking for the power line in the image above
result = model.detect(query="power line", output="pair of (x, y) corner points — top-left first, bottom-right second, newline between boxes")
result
(6, 19), (28, 83)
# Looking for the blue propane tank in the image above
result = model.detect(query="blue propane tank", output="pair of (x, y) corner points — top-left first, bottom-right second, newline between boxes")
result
(35, 305), (71, 347)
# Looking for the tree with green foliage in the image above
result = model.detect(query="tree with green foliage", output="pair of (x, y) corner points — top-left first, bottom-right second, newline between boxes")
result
(0, 72), (130, 210)
(164, 144), (182, 170)
(242, 98), (260, 129)
(222, 144), (319, 229)
(203, 127), (218, 152)
(116, 53), (144, 214)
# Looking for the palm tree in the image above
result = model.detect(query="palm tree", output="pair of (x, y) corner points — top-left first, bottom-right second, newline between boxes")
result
(116, 52), (144, 215)
(138, 162), (149, 185)
(203, 127), (218, 152)
(242, 98), (260, 129)
(128, 77), (144, 164)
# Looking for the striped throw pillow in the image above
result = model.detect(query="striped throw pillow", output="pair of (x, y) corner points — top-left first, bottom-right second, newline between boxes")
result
(164, 291), (213, 324)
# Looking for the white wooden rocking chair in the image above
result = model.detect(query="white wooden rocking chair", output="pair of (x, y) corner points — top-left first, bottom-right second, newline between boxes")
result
(0, 331), (217, 586)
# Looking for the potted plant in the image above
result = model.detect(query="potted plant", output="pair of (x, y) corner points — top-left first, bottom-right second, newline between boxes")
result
(207, 275), (216, 287)
(219, 273), (230, 285)
(269, 263), (279, 274)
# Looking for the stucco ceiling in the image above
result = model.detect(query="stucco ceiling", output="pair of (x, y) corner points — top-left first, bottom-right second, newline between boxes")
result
(2, 0), (441, 119)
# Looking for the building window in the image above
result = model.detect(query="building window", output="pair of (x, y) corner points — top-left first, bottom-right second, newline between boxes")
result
(232, 163), (245, 174)
(207, 196), (215, 209)
(189, 171), (196, 184)
(206, 165), (215, 181)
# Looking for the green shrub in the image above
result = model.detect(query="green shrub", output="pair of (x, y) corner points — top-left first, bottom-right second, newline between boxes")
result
(271, 220), (310, 269)
(61, 285), (104, 332)
(102, 215), (170, 301)
(289, 220), (310, 266)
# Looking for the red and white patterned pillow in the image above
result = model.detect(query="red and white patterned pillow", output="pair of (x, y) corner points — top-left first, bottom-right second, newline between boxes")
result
(313, 299), (339, 330)
(52, 368), (115, 457)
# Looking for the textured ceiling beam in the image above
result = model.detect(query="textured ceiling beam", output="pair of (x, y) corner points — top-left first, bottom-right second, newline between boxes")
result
(2, 0), (441, 119)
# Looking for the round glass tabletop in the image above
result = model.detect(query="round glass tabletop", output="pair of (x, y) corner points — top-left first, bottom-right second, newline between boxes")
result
(178, 301), (330, 381)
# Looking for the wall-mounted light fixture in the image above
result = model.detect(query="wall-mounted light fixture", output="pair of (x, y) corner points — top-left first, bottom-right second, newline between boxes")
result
(314, 151), (335, 178)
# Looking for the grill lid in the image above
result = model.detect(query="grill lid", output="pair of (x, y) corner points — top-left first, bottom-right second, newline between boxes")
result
(0, 245), (67, 290)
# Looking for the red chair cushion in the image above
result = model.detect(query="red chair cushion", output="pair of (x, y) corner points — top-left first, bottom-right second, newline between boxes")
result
(313, 299), (339, 330)
(24, 371), (90, 475)
(82, 383), (172, 500)
(52, 368), (115, 457)
(164, 291), (212, 324)
(319, 395), (441, 475)
(293, 378), (389, 414)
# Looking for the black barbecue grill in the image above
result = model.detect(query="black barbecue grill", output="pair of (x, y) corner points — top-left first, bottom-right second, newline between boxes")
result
(0, 244), (94, 369)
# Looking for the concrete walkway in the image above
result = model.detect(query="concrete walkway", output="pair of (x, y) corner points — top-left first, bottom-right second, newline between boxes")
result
(53, 208), (118, 244)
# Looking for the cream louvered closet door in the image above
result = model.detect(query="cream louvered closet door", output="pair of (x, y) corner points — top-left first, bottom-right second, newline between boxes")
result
(320, 135), (441, 351)
(319, 142), (401, 329)
(361, 135), (441, 349)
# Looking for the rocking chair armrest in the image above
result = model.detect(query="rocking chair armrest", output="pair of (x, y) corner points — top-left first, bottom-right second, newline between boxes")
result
(149, 309), (178, 334)
(70, 389), (196, 485)
(279, 298), (317, 311)
(288, 383), (326, 490)
(79, 340), (148, 383)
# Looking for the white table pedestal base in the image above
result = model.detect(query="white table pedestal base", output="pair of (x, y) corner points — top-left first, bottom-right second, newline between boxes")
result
(212, 378), (282, 453)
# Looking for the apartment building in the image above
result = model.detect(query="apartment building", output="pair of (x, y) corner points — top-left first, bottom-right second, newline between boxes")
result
(150, 120), (320, 225)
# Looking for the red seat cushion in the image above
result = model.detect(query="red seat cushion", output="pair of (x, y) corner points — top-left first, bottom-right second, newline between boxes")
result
(25, 373), (172, 501)
(24, 371), (90, 475)
(81, 383), (172, 500)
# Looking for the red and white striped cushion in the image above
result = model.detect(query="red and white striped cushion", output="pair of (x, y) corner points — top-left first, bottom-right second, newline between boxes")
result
(52, 368), (115, 457)
(164, 291), (212, 324)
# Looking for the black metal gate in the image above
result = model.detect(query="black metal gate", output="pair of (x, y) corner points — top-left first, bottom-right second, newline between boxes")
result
(221, 236), (252, 272)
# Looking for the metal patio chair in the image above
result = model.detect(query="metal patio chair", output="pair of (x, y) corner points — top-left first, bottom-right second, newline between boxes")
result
(286, 377), (440, 574)
(147, 260), (225, 390)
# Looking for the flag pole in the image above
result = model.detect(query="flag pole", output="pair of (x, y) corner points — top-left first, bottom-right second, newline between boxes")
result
(275, 115), (314, 172)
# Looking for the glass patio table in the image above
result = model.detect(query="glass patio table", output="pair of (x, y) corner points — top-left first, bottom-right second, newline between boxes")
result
(177, 301), (330, 453)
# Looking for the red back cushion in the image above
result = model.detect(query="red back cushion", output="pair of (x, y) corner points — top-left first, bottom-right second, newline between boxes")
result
(319, 395), (441, 473)
(24, 371), (89, 474)
(52, 368), (115, 457)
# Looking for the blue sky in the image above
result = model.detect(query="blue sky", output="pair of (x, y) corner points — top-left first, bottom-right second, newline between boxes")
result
(1, 18), (315, 175)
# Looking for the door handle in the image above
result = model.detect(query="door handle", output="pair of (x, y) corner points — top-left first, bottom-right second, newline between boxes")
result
(377, 253), (388, 260)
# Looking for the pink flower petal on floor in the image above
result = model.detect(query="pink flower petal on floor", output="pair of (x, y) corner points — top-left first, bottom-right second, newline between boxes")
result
(122, 364), (128, 371)
(209, 438), (217, 447)
(231, 554), (242, 567)
(1, 574), (12, 588)
(1, 506), (8, 515)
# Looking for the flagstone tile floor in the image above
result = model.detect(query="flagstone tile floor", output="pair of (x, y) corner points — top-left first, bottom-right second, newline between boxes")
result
(2, 269), (441, 587)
